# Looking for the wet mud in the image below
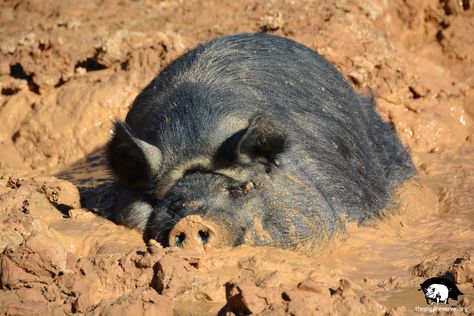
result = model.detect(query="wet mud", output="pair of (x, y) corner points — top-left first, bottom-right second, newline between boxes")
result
(0, 0), (473, 315)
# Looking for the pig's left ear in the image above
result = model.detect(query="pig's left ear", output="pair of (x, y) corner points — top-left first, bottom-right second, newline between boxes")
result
(215, 116), (286, 167)
(107, 121), (163, 187)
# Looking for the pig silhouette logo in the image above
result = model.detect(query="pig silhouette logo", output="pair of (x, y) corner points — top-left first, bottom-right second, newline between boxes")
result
(419, 277), (463, 305)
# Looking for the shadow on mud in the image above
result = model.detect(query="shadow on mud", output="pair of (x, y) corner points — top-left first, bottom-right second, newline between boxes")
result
(54, 146), (118, 220)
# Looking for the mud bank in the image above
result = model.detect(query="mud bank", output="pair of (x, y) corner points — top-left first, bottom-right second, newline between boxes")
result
(0, 0), (473, 315)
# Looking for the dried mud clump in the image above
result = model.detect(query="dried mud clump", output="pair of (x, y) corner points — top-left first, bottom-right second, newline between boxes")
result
(450, 256), (474, 284)
(224, 278), (386, 315)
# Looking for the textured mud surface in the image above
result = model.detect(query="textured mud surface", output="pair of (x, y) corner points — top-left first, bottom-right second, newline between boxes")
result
(0, 0), (473, 315)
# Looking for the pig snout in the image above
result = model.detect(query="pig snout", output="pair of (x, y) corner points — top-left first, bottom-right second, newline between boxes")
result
(168, 215), (217, 251)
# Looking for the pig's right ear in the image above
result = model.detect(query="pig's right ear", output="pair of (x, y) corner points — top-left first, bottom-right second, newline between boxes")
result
(107, 121), (162, 187)
(215, 116), (286, 167)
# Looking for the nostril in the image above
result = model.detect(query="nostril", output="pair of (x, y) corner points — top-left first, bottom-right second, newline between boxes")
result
(198, 230), (210, 245)
(175, 232), (186, 246)
(168, 215), (217, 250)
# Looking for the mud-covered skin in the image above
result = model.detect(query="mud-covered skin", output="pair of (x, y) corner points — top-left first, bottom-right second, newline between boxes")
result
(108, 33), (415, 252)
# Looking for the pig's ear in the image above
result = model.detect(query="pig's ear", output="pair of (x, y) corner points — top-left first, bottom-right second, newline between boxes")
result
(107, 121), (162, 187)
(216, 116), (286, 167)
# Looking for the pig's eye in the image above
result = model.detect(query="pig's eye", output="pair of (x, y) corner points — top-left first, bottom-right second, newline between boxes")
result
(228, 187), (246, 198)
(227, 181), (255, 198)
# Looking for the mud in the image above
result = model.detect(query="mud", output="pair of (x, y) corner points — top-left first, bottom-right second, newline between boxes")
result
(0, 0), (473, 315)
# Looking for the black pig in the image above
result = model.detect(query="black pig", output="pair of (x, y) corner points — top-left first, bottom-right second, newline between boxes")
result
(107, 33), (415, 253)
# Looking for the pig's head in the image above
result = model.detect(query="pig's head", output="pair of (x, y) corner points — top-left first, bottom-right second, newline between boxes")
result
(108, 116), (338, 252)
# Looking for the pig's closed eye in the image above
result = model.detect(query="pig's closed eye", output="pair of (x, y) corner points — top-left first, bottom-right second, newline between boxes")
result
(228, 186), (247, 198)
(227, 181), (255, 198)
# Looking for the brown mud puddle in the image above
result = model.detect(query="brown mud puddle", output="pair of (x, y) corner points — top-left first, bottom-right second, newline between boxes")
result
(1, 0), (474, 314)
